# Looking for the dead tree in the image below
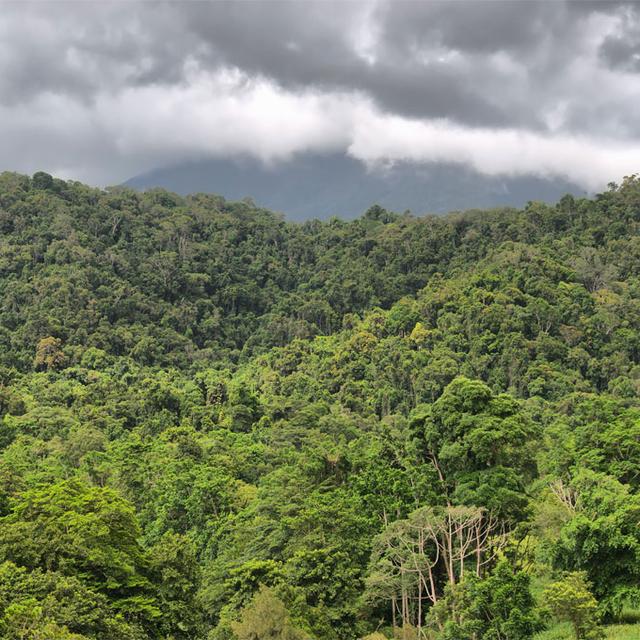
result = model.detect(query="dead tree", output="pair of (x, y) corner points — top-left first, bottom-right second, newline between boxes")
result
(365, 505), (508, 638)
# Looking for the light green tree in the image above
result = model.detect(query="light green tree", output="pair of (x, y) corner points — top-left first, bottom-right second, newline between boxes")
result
(231, 585), (310, 640)
(543, 572), (604, 640)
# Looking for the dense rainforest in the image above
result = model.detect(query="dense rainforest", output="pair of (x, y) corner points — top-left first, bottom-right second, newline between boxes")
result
(1, 170), (640, 639)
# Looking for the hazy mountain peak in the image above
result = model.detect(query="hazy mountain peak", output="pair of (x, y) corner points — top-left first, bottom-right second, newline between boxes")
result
(125, 153), (584, 221)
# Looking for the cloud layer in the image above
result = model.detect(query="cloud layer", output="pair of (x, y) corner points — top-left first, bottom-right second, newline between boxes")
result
(1, 0), (639, 189)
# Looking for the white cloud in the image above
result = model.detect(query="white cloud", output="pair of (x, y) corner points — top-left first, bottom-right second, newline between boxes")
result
(96, 67), (360, 165)
(0, 68), (363, 184)
(1, 65), (638, 191)
(348, 113), (640, 191)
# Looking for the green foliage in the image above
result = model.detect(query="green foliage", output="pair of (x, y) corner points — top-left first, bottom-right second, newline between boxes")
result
(543, 572), (604, 640)
(230, 585), (310, 640)
(0, 559), (145, 639)
(413, 376), (538, 521)
(0, 598), (88, 639)
(33, 336), (66, 371)
(146, 532), (204, 638)
(548, 471), (640, 617)
(428, 561), (543, 640)
(0, 173), (640, 638)
(0, 479), (147, 593)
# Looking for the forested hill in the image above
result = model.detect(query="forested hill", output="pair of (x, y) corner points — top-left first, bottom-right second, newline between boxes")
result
(0, 171), (626, 370)
(1, 171), (640, 640)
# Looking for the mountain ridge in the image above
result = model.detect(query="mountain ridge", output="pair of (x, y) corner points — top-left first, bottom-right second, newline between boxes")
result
(125, 153), (585, 220)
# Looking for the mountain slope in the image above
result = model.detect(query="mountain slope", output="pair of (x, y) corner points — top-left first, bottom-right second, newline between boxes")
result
(125, 153), (584, 220)
(0, 170), (588, 370)
(0, 171), (640, 640)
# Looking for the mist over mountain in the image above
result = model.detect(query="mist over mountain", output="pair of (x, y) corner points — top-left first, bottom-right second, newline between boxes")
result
(125, 153), (584, 220)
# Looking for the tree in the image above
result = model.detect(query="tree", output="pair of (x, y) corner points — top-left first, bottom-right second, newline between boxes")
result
(33, 337), (66, 372)
(573, 247), (617, 293)
(0, 480), (163, 634)
(0, 599), (87, 639)
(543, 573), (604, 640)
(31, 172), (54, 191)
(0, 480), (145, 588)
(0, 560), (142, 640)
(365, 505), (507, 634)
(147, 532), (205, 639)
(412, 377), (538, 522)
(427, 560), (542, 640)
(550, 470), (640, 616)
(231, 585), (310, 640)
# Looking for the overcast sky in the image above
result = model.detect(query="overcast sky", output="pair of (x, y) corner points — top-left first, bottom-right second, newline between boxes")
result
(1, 0), (640, 188)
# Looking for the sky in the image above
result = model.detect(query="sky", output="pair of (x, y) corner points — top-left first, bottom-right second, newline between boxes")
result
(1, 0), (640, 189)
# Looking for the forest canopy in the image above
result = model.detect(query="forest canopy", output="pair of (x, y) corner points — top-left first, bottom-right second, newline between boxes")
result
(1, 171), (640, 639)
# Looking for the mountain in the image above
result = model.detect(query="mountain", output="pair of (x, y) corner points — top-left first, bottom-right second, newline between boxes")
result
(125, 153), (584, 220)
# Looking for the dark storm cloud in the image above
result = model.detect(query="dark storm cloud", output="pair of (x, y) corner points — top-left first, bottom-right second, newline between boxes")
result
(0, 1), (616, 124)
(376, 0), (553, 56)
(599, 2), (640, 72)
(0, 0), (639, 186)
(176, 0), (557, 127)
(175, 1), (502, 124)
(165, 0), (635, 129)
(0, 2), (186, 104)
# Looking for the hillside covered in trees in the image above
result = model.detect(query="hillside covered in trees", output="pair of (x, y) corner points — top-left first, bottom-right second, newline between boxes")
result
(1, 170), (640, 639)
